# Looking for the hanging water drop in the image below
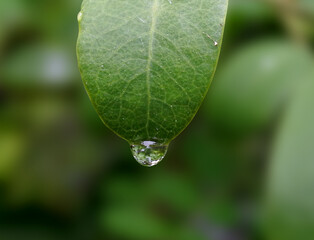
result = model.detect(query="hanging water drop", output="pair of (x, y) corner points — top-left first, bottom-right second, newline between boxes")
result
(130, 141), (168, 167)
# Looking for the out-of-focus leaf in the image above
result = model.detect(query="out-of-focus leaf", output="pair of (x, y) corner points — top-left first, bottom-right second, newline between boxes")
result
(102, 206), (171, 240)
(1, 45), (76, 88)
(228, 0), (274, 22)
(102, 173), (208, 240)
(299, 0), (314, 41)
(147, 172), (200, 212)
(0, 0), (27, 38)
(182, 128), (236, 184)
(221, 0), (277, 53)
(263, 71), (314, 240)
(300, 0), (314, 15)
(0, 128), (26, 180)
(206, 39), (313, 136)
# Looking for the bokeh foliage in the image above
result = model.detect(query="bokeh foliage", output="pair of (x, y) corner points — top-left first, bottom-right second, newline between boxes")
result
(0, 0), (313, 239)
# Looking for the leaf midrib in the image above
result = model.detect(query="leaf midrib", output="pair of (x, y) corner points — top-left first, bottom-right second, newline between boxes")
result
(145, 0), (159, 138)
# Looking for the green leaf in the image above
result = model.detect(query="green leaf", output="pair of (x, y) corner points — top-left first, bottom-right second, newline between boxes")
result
(206, 39), (313, 136)
(1, 45), (76, 88)
(263, 71), (314, 240)
(77, 0), (228, 162)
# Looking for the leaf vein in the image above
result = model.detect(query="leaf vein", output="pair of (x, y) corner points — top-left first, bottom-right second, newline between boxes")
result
(145, 0), (160, 138)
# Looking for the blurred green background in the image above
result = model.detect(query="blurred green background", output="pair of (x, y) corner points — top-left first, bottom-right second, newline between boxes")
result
(0, 0), (314, 239)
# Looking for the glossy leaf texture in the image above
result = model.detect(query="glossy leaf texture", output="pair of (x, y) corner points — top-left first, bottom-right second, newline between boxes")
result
(77, 0), (228, 145)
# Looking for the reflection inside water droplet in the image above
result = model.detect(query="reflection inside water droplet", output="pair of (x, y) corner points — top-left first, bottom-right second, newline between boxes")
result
(130, 141), (168, 167)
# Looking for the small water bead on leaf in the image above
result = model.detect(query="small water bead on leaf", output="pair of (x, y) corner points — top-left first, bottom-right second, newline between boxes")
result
(130, 141), (168, 167)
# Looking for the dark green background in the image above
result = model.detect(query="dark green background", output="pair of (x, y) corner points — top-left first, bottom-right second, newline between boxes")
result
(0, 0), (313, 239)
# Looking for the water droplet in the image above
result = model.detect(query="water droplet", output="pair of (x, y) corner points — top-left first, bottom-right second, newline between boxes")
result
(130, 141), (168, 167)
(137, 17), (146, 23)
(77, 11), (83, 22)
(203, 32), (218, 46)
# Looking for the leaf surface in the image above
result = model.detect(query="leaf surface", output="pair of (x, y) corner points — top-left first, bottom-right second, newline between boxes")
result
(77, 0), (227, 144)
